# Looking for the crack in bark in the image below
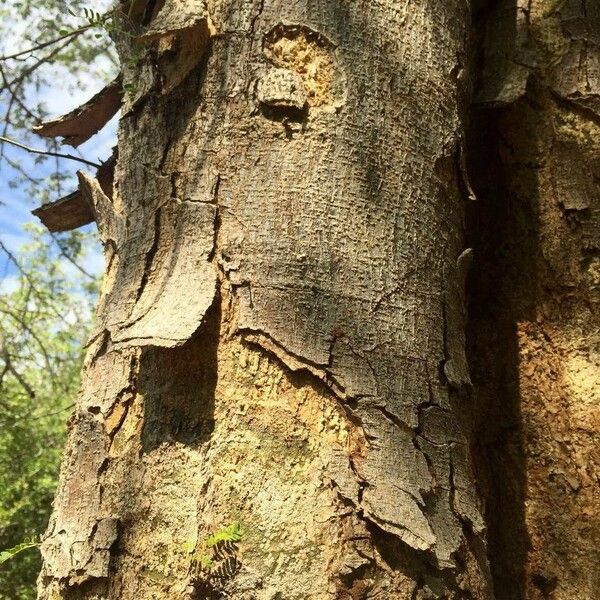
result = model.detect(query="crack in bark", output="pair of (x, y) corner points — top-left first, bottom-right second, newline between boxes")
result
(134, 207), (162, 303)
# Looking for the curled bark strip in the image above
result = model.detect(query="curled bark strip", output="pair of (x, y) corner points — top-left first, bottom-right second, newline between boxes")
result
(137, 0), (216, 94)
(96, 147), (117, 198)
(139, 0), (213, 39)
(77, 171), (124, 247)
(31, 151), (116, 233)
(33, 76), (123, 147)
(31, 191), (94, 232)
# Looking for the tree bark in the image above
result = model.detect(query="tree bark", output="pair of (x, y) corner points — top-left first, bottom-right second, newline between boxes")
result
(469, 1), (600, 598)
(39, 0), (494, 598)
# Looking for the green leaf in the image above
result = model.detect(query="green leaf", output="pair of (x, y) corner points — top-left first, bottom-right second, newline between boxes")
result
(182, 539), (196, 553)
(198, 555), (213, 569)
(0, 542), (40, 567)
(205, 523), (242, 548)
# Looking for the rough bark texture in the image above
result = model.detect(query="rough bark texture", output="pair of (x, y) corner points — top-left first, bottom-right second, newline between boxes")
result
(38, 0), (496, 598)
(470, 1), (600, 598)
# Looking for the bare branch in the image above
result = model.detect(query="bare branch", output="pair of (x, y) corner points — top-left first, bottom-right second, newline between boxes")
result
(6, 37), (79, 91)
(0, 26), (91, 62)
(7, 403), (75, 423)
(0, 63), (41, 125)
(0, 343), (36, 400)
(0, 135), (102, 168)
(50, 233), (96, 280)
(0, 240), (64, 320)
(0, 302), (58, 379)
(2, 154), (43, 185)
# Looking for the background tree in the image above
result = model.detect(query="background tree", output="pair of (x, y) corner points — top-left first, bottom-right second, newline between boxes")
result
(0, 227), (97, 600)
(469, 1), (600, 597)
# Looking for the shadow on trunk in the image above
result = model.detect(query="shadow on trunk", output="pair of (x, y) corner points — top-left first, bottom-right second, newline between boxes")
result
(139, 300), (220, 452)
(467, 100), (540, 599)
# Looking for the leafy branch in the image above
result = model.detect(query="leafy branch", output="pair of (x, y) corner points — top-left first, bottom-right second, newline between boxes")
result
(0, 540), (40, 567)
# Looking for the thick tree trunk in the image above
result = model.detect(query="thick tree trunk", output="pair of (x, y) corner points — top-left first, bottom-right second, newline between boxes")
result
(470, 1), (600, 598)
(38, 0), (492, 598)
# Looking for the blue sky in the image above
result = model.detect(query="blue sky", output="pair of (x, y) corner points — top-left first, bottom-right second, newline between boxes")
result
(0, 4), (118, 287)
(0, 115), (117, 277)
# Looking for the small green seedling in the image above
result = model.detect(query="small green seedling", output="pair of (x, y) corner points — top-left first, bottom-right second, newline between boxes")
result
(186, 522), (243, 575)
(205, 522), (243, 548)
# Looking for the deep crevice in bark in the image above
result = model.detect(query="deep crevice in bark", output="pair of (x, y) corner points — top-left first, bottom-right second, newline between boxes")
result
(466, 105), (537, 600)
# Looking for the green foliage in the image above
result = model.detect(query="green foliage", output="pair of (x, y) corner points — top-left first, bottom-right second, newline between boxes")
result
(66, 3), (147, 95)
(187, 523), (243, 574)
(0, 540), (40, 566)
(0, 1), (112, 598)
(205, 523), (243, 548)
(74, 7), (106, 26)
(0, 0), (118, 208)
(0, 226), (98, 600)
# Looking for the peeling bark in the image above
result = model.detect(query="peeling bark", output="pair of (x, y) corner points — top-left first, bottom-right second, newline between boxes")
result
(32, 152), (116, 232)
(32, 191), (95, 233)
(34, 77), (123, 148)
(38, 0), (497, 598)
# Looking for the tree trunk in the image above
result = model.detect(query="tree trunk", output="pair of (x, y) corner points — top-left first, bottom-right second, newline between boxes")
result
(37, 0), (494, 598)
(469, 1), (600, 598)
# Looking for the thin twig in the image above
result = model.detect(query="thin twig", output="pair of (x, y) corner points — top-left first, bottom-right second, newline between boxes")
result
(1, 80), (18, 150)
(0, 62), (41, 125)
(0, 26), (91, 61)
(6, 37), (79, 91)
(2, 155), (42, 185)
(11, 403), (75, 422)
(51, 233), (96, 280)
(0, 135), (101, 168)
(0, 344), (36, 400)
(0, 302), (58, 380)
(0, 361), (10, 399)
